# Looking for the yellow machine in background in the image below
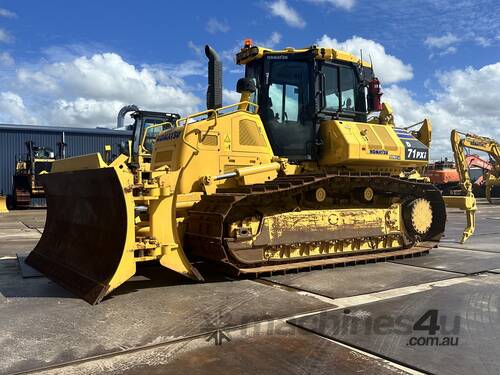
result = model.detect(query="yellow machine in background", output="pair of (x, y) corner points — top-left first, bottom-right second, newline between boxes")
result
(12, 141), (56, 208)
(27, 42), (447, 304)
(443, 130), (478, 243)
(449, 131), (500, 203)
(0, 195), (8, 213)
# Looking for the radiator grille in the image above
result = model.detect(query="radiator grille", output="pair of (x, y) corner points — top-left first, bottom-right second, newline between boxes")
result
(239, 120), (266, 147)
(200, 134), (218, 146)
(155, 150), (173, 163)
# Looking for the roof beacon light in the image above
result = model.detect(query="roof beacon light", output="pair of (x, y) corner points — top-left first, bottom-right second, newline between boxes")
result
(244, 38), (253, 48)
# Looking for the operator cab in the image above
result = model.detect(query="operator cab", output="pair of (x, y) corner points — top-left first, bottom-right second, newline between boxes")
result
(33, 146), (55, 160)
(117, 106), (180, 165)
(237, 43), (377, 162)
(130, 110), (180, 157)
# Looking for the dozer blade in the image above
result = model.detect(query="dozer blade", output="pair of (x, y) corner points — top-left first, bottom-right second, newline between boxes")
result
(26, 167), (137, 304)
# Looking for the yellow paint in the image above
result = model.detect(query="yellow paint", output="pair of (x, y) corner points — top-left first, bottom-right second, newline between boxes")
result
(51, 153), (108, 173)
(236, 45), (372, 68)
(319, 119), (428, 173)
(444, 130), (479, 243)
(411, 199), (433, 234)
(0, 196), (8, 213)
(263, 236), (403, 260)
(261, 205), (401, 242)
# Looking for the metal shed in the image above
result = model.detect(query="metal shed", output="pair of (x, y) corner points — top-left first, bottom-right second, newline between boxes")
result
(0, 123), (132, 206)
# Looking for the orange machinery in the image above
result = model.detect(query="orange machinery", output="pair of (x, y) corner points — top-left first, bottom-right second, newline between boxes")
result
(424, 155), (492, 195)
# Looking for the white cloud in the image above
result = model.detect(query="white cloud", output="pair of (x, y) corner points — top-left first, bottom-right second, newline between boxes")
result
(306, 0), (355, 11)
(206, 18), (230, 34)
(223, 89), (241, 106)
(0, 28), (12, 43)
(0, 92), (37, 124)
(0, 52), (14, 66)
(434, 46), (457, 58)
(0, 52), (202, 127)
(267, 0), (306, 28)
(474, 36), (491, 47)
(424, 33), (462, 58)
(424, 33), (460, 49)
(384, 63), (500, 158)
(256, 32), (282, 48)
(188, 41), (202, 56)
(316, 34), (413, 84)
(0, 8), (16, 18)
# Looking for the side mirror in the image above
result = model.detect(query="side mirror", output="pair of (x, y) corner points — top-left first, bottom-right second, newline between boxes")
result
(236, 78), (256, 94)
(119, 141), (128, 155)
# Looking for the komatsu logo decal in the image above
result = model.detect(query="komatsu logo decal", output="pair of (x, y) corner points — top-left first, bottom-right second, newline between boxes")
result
(157, 130), (181, 142)
(369, 149), (388, 155)
(267, 55), (288, 60)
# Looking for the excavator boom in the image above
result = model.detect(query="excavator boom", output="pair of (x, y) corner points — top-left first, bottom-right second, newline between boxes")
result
(442, 130), (477, 243)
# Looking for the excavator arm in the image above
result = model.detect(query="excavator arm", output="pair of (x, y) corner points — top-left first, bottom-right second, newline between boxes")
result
(460, 133), (500, 203)
(442, 130), (477, 243)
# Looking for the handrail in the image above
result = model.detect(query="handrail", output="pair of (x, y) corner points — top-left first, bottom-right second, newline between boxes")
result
(175, 101), (259, 128)
(174, 101), (259, 156)
(139, 121), (173, 156)
(180, 110), (217, 155)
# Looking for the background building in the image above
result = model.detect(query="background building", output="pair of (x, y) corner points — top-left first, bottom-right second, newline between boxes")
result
(0, 123), (132, 207)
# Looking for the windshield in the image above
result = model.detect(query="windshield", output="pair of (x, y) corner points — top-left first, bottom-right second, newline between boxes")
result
(142, 118), (171, 154)
(260, 59), (314, 160)
(34, 148), (55, 159)
(132, 116), (172, 158)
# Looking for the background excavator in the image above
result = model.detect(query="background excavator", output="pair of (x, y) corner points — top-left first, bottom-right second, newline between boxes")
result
(448, 131), (500, 203)
(28, 42), (454, 304)
(424, 155), (493, 195)
(115, 104), (181, 165)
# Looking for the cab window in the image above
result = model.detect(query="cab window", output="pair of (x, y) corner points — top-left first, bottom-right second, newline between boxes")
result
(323, 64), (358, 113)
(142, 118), (171, 154)
(261, 59), (313, 160)
(340, 67), (356, 112)
(324, 65), (339, 111)
(268, 83), (299, 123)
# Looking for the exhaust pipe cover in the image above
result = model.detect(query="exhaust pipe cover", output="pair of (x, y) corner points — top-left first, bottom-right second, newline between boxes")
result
(117, 104), (140, 128)
(205, 45), (223, 110)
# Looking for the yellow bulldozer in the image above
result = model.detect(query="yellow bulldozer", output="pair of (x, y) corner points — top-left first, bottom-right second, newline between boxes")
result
(12, 141), (57, 208)
(0, 195), (8, 213)
(27, 42), (451, 304)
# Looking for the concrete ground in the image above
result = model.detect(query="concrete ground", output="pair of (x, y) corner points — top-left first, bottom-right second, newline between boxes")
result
(0, 200), (499, 374)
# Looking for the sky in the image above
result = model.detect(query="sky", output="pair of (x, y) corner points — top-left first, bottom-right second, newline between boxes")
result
(0, 0), (499, 158)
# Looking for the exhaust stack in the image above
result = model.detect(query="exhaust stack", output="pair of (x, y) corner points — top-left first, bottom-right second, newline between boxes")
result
(205, 45), (222, 110)
(117, 104), (139, 128)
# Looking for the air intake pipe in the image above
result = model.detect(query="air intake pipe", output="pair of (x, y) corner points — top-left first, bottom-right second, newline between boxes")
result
(205, 45), (222, 110)
(116, 104), (139, 128)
